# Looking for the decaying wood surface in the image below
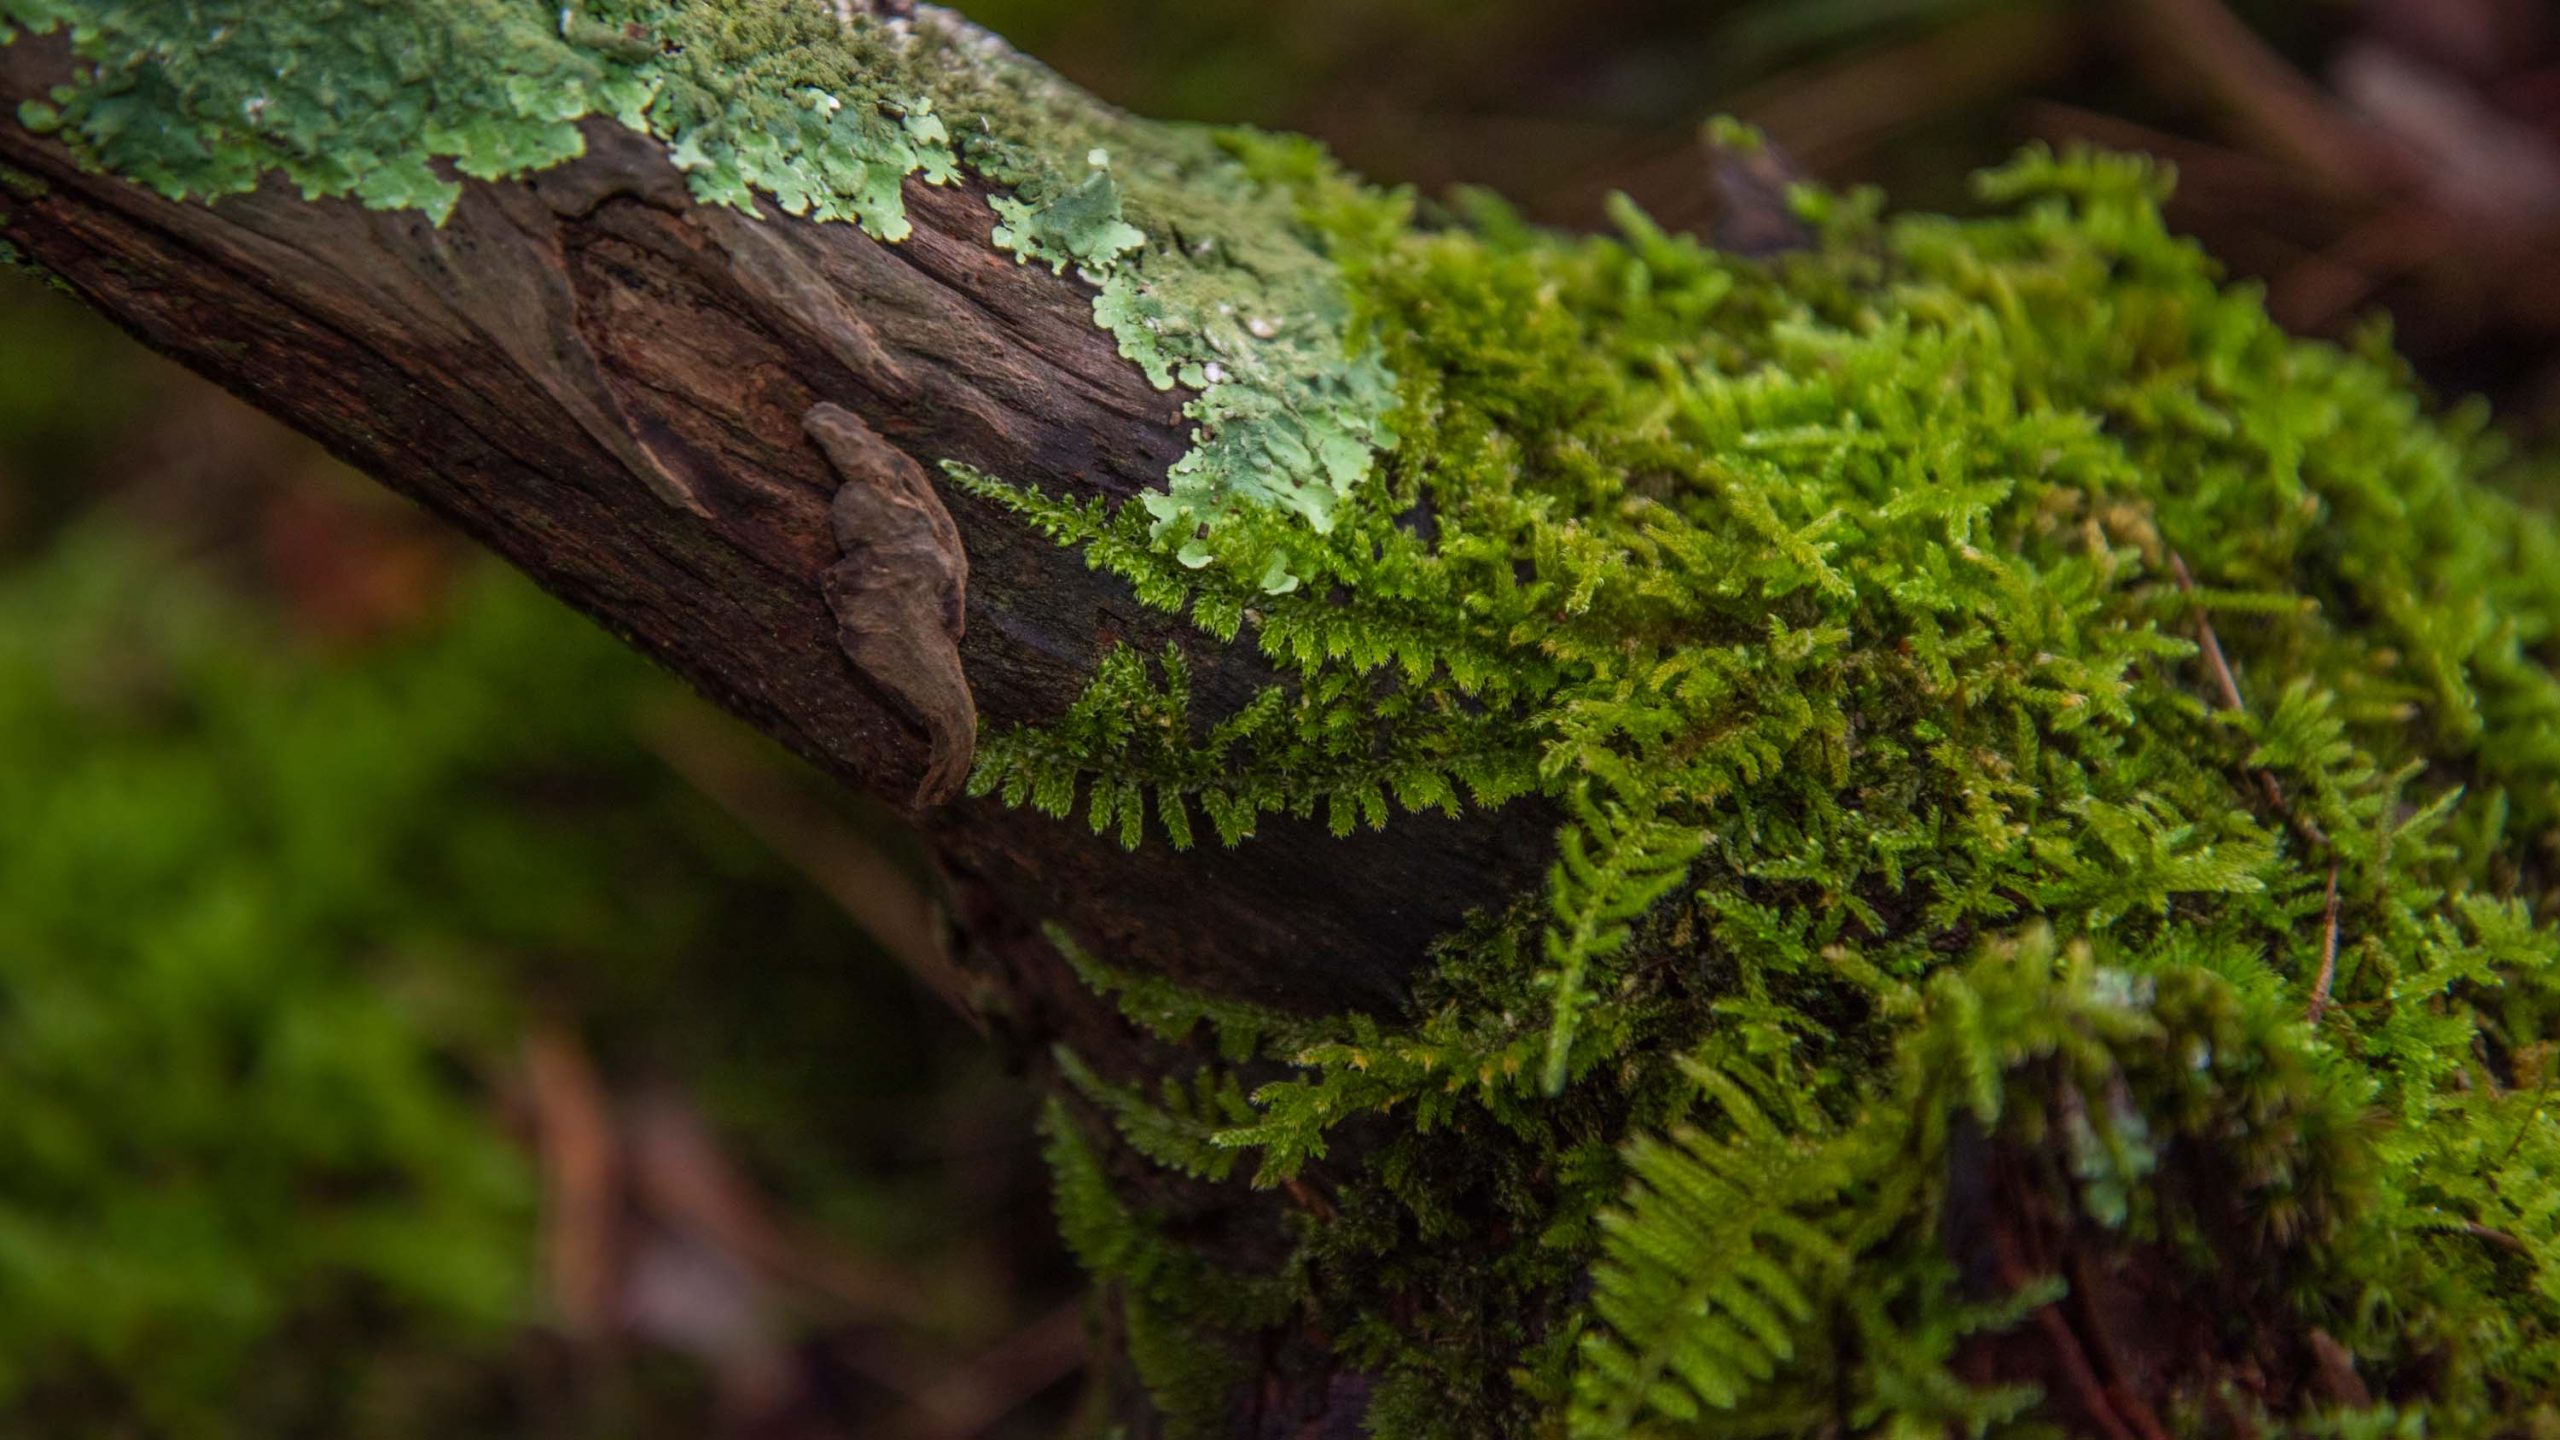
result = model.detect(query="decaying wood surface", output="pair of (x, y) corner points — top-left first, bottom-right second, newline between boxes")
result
(0, 28), (1550, 1427)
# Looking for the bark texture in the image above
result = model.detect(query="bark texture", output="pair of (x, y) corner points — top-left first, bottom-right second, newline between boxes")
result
(0, 25), (1523, 1424)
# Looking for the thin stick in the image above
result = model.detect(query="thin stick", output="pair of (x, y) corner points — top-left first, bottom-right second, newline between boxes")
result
(524, 1025), (622, 1337)
(2308, 863), (2342, 1026)
(2168, 551), (2325, 843)
(641, 697), (983, 1032)
(2464, 1222), (2531, 1257)
(2167, 551), (2246, 714)
(2168, 550), (2341, 1022)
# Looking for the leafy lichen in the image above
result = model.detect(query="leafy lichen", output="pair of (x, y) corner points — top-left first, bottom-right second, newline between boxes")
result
(1002, 146), (2560, 1435)
(0, 0), (1396, 580)
(990, 159), (1144, 273)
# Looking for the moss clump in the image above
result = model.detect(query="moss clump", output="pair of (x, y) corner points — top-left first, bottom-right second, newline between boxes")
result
(991, 147), (2560, 1435)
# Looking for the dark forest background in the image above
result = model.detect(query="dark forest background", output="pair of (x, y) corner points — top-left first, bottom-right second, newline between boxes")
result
(5, 1), (2557, 1434)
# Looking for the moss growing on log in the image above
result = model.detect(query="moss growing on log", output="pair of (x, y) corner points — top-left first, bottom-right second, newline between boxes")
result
(998, 149), (2560, 1435)
(0, 0), (1394, 582)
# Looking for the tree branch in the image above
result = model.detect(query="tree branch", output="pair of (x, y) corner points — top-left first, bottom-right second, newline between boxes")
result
(0, 27), (1547, 1014)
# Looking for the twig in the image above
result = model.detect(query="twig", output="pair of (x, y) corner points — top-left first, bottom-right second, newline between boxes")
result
(626, 1088), (931, 1324)
(2268, 206), (2453, 333)
(2119, 0), (2411, 195)
(1283, 1177), (1340, 1222)
(2166, 552), (2330, 847)
(1717, 6), (2083, 174)
(2464, 1222), (2531, 1257)
(884, 1300), (1089, 1439)
(2308, 863), (2342, 1026)
(524, 1024), (623, 1337)
(2066, 1250), (2177, 1440)
(2167, 551), (2342, 1023)
(2166, 552), (2246, 713)
(1979, 1153), (2145, 1440)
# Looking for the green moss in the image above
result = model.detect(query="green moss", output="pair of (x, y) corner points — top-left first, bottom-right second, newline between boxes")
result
(1006, 146), (2560, 1434)
(1121, 1290), (1250, 1439)
(1038, 1092), (1297, 1437)
(1573, 928), (2367, 1433)
(0, 0), (1396, 577)
(1055, 1044), (1257, 1185)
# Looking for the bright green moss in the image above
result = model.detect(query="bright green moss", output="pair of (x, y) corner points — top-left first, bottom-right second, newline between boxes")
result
(0, 0), (1395, 583)
(999, 147), (2560, 1434)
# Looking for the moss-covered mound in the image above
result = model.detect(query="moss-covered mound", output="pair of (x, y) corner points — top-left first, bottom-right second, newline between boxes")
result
(982, 147), (2560, 1436)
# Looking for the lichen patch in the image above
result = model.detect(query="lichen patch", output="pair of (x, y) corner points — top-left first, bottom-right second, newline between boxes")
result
(0, 0), (1397, 573)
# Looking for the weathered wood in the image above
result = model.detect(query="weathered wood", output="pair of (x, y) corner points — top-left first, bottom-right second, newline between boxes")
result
(0, 37), (1550, 1015)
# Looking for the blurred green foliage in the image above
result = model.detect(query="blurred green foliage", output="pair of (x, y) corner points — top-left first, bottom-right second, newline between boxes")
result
(0, 530), (548, 1435)
(0, 475), (1026, 1434)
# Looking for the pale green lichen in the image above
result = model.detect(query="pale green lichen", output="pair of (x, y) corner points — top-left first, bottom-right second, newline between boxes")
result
(5, 0), (646, 218)
(990, 160), (1145, 273)
(0, 0), (1394, 583)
